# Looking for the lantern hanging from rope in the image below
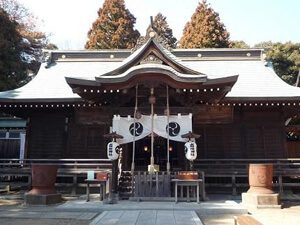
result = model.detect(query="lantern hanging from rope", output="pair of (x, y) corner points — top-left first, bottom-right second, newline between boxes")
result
(107, 141), (120, 160)
(184, 140), (197, 161)
(182, 131), (200, 161)
(103, 132), (123, 160)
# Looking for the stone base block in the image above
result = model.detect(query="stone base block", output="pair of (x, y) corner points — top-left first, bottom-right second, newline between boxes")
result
(25, 193), (61, 205)
(103, 193), (119, 204)
(242, 192), (282, 209)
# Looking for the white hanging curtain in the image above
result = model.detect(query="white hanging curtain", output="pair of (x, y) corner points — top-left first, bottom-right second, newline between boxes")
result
(154, 114), (192, 142)
(112, 114), (192, 144)
(113, 115), (151, 144)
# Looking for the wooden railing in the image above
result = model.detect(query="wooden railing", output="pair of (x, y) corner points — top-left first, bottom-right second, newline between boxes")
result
(133, 171), (171, 199)
(0, 158), (112, 194)
(1, 158), (300, 198)
(193, 158), (300, 197)
(131, 171), (206, 201)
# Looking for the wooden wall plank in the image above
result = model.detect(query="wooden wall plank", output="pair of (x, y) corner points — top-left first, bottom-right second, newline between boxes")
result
(28, 114), (65, 159)
(66, 124), (109, 159)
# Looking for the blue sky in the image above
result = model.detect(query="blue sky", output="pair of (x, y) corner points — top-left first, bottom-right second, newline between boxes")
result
(18, 0), (300, 49)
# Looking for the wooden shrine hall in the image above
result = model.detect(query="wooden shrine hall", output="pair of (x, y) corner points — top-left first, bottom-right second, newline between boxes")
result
(1, 27), (300, 197)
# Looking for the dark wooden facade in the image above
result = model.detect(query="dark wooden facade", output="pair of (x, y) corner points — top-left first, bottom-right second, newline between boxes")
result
(23, 103), (286, 166)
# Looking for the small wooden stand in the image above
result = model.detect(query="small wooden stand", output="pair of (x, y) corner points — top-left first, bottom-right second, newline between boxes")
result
(172, 179), (203, 204)
(85, 179), (108, 202)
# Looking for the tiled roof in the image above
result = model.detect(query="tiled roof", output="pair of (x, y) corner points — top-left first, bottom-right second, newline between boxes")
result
(0, 61), (119, 102)
(0, 47), (299, 103)
(185, 60), (300, 99)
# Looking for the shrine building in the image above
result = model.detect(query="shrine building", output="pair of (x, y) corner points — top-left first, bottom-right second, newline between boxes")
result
(1, 28), (300, 196)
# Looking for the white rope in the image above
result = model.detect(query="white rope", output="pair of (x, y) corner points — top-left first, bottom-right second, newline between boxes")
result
(166, 85), (170, 172)
(150, 88), (155, 173)
(131, 84), (138, 174)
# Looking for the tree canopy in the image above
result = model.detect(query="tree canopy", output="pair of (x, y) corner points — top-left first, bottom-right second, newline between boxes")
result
(231, 40), (250, 49)
(85, 0), (140, 49)
(0, 8), (26, 91)
(179, 0), (230, 48)
(0, 0), (57, 78)
(255, 41), (300, 85)
(153, 13), (177, 48)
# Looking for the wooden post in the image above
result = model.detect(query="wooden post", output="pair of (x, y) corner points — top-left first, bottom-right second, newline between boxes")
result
(156, 172), (159, 197)
(278, 174), (283, 196)
(150, 172), (153, 196)
(162, 172), (165, 196)
(168, 172), (171, 197)
(232, 174), (237, 196)
(109, 159), (119, 203)
(72, 175), (77, 195)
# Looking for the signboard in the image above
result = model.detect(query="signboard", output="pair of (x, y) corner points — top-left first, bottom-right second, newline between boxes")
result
(193, 105), (233, 123)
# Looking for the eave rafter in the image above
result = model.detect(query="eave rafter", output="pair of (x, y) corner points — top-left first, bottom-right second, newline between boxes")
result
(69, 80), (235, 107)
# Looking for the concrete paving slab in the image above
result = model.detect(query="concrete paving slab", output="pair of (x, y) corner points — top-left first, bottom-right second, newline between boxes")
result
(115, 211), (140, 225)
(0, 218), (90, 225)
(191, 211), (204, 225)
(156, 210), (175, 225)
(90, 211), (109, 225)
(174, 211), (199, 225)
(97, 211), (124, 224)
(136, 210), (157, 225)
(57, 196), (248, 215)
(0, 210), (98, 220)
(80, 212), (100, 220)
(199, 214), (236, 225)
(91, 210), (203, 225)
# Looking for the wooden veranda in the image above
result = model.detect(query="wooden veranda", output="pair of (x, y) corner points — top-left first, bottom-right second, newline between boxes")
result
(1, 158), (300, 199)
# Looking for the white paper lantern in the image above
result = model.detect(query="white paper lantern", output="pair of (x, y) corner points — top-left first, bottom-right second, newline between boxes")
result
(107, 141), (120, 160)
(184, 141), (197, 161)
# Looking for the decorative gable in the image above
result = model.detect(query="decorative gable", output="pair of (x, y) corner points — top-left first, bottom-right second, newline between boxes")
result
(140, 53), (163, 65)
(99, 37), (204, 77)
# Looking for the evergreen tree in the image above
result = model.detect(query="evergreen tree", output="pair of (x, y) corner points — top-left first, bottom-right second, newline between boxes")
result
(255, 41), (300, 85)
(0, 8), (26, 91)
(231, 40), (250, 49)
(153, 13), (177, 48)
(85, 0), (140, 49)
(179, 0), (230, 48)
(0, 0), (57, 77)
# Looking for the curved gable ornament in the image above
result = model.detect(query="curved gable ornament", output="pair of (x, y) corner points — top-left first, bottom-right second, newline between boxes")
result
(140, 54), (163, 65)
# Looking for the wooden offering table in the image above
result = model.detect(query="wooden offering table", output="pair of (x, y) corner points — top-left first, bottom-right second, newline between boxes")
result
(172, 171), (205, 204)
(85, 179), (108, 201)
(172, 179), (203, 204)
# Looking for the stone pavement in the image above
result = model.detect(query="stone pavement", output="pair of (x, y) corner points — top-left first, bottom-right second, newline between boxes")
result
(58, 194), (247, 215)
(90, 210), (203, 225)
(1, 193), (300, 224)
